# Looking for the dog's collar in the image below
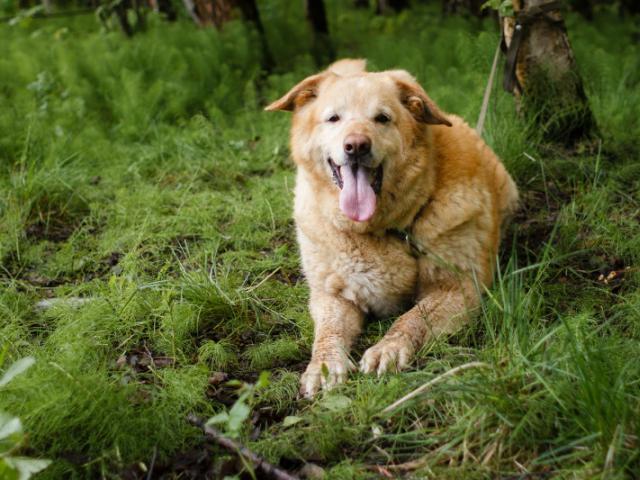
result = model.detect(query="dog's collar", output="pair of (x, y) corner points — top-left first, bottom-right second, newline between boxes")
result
(385, 201), (430, 258)
(387, 228), (427, 258)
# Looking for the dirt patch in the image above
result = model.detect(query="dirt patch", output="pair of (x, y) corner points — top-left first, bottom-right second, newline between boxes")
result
(501, 183), (572, 264)
(25, 195), (91, 243)
(25, 217), (78, 243)
(119, 443), (238, 480)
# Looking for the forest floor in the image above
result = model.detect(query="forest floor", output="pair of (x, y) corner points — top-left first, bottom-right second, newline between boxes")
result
(1, 3), (640, 479)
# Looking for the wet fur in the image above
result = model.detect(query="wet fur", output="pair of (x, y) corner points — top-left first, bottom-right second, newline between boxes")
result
(266, 59), (519, 396)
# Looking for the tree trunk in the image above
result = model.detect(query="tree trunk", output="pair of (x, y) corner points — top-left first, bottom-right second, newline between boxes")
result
(571, 0), (593, 20)
(376, 0), (409, 14)
(441, 0), (488, 17)
(305, 0), (335, 67)
(155, 0), (177, 21)
(184, 0), (232, 27)
(132, 0), (146, 31)
(114, 0), (134, 36)
(467, 0), (485, 17)
(619, 0), (640, 16)
(501, 0), (596, 144)
(210, 0), (233, 27)
(236, 0), (274, 70)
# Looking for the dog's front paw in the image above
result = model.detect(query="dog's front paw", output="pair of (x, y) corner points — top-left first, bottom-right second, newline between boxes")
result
(300, 354), (355, 398)
(360, 334), (414, 376)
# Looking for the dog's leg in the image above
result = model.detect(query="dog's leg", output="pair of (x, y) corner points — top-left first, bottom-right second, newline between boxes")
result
(360, 281), (478, 375)
(300, 291), (363, 397)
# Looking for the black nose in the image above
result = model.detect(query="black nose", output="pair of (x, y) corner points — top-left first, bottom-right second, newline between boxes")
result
(343, 133), (371, 158)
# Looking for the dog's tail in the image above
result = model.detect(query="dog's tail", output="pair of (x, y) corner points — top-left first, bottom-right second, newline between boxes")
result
(328, 58), (367, 76)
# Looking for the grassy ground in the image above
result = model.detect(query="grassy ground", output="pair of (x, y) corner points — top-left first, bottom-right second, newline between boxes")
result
(1, 2), (639, 478)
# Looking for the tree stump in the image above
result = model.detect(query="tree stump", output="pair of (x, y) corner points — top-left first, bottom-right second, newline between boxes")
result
(501, 0), (597, 144)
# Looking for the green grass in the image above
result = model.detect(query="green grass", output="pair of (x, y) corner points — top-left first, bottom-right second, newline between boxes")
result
(1, 2), (639, 478)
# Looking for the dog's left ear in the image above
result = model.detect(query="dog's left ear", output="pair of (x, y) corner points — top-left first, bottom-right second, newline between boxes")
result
(265, 72), (328, 112)
(387, 70), (452, 127)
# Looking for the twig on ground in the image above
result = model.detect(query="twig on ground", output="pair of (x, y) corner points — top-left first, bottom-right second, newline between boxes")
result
(188, 414), (300, 480)
(35, 297), (94, 311)
(366, 456), (429, 474)
(371, 464), (395, 478)
(385, 457), (428, 471)
(381, 361), (490, 415)
(145, 445), (157, 480)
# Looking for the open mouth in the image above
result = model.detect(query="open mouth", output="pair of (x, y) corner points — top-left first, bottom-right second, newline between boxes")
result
(328, 158), (383, 194)
(328, 158), (383, 222)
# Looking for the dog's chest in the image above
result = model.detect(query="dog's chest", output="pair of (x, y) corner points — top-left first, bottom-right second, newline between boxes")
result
(324, 236), (418, 316)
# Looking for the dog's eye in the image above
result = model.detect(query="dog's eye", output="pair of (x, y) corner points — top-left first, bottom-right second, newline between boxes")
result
(375, 113), (391, 124)
(327, 114), (340, 123)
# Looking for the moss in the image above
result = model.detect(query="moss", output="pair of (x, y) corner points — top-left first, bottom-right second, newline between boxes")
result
(198, 340), (237, 371)
(245, 337), (302, 370)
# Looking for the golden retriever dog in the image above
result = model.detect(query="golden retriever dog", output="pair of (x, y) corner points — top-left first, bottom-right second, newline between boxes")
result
(266, 59), (518, 397)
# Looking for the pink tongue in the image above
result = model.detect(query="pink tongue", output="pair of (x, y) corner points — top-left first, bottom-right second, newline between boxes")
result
(339, 164), (377, 222)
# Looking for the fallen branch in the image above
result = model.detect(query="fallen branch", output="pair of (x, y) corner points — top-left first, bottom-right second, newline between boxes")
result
(188, 414), (300, 480)
(376, 456), (428, 472)
(381, 361), (490, 415)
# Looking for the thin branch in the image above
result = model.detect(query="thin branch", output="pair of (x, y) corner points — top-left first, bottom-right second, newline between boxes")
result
(188, 414), (300, 480)
(476, 40), (502, 137)
(145, 445), (157, 480)
(181, 0), (202, 26)
(381, 361), (490, 415)
(381, 456), (428, 471)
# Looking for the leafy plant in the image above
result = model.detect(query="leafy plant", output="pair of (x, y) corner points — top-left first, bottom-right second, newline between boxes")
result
(482, 0), (514, 16)
(206, 372), (270, 439)
(0, 354), (51, 480)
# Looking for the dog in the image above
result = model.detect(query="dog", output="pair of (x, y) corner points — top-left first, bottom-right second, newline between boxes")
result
(266, 59), (518, 397)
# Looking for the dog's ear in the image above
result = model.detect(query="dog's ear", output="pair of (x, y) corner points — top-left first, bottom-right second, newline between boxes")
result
(265, 72), (328, 112)
(387, 70), (452, 127)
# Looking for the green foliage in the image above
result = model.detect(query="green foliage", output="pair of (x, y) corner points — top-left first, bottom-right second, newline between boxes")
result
(198, 340), (237, 371)
(245, 337), (302, 370)
(0, 355), (51, 480)
(0, 3), (639, 478)
(207, 372), (270, 439)
(482, 0), (514, 16)
(257, 369), (300, 413)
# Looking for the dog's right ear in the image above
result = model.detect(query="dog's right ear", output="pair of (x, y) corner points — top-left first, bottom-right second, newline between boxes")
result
(386, 70), (452, 127)
(265, 72), (328, 112)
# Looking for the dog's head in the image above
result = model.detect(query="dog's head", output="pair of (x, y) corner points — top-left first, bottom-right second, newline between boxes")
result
(266, 59), (451, 225)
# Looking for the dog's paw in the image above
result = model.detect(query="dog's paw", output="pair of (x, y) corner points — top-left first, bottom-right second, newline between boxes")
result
(360, 334), (414, 376)
(300, 355), (355, 398)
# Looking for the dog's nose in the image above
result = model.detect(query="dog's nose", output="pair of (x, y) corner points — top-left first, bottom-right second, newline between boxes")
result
(343, 134), (371, 158)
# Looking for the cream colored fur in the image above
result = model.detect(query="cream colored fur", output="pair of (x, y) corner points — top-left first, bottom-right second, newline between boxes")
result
(266, 59), (519, 397)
